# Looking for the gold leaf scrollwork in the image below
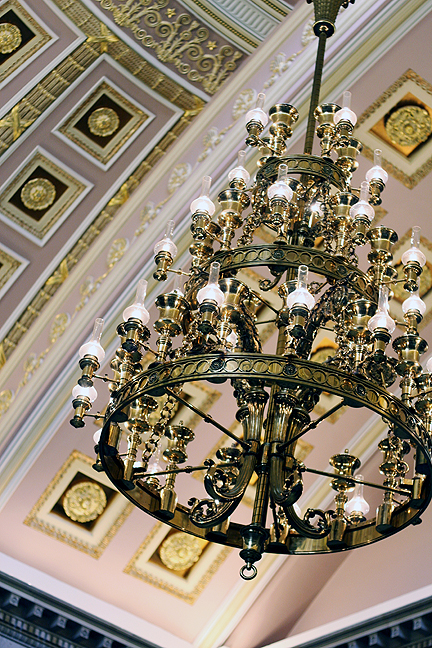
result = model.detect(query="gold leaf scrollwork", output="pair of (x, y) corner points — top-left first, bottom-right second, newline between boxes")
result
(0, 389), (13, 415)
(49, 313), (70, 345)
(107, 237), (129, 268)
(167, 163), (191, 194)
(95, 0), (242, 94)
(46, 259), (69, 286)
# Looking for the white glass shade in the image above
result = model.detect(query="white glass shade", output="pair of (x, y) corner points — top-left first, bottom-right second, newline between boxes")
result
(268, 182), (293, 201)
(79, 317), (105, 362)
(72, 384), (97, 402)
(190, 175), (216, 215)
(402, 293), (426, 316)
(334, 106), (357, 126)
(93, 429), (101, 444)
(350, 181), (374, 222)
(197, 262), (224, 307)
(245, 107), (268, 127)
(368, 285), (395, 333)
(286, 265), (315, 310)
(402, 227), (426, 267)
(154, 237), (178, 257)
(365, 149), (388, 184)
(345, 476), (369, 517)
(123, 278), (150, 324)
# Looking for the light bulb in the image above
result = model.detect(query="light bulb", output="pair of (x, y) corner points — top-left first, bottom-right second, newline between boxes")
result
(197, 262), (224, 307)
(228, 150), (250, 184)
(267, 164), (293, 201)
(245, 92), (268, 127)
(123, 278), (150, 324)
(171, 271), (185, 296)
(334, 91), (357, 126)
(190, 176), (216, 215)
(350, 181), (374, 222)
(72, 384), (97, 402)
(366, 149), (388, 184)
(154, 220), (178, 258)
(368, 285), (396, 333)
(402, 226), (426, 267)
(79, 318), (105, 362)
(286, 265), (315, 310)
(226, 330), (238, 348)
(402, 293), (426, 316)
(345, 475), (369, 517)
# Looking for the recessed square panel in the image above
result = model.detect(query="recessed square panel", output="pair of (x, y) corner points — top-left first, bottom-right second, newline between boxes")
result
(56, 80), (153, 168)
(124, 522), (230, 603)
(0, 149), (91, 245)
(24, 450), (133, 558)
(0, 0), (51, 84)
(0, 242), (28, 300)
(356, 70), (432, 189)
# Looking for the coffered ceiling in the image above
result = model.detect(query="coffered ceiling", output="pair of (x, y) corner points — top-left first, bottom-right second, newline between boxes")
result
(2, 2), (432, 648)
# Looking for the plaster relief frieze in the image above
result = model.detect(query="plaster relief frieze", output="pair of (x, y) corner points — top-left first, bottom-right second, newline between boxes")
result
(0, 0), (52, 86)
(93, 0), (245, 94)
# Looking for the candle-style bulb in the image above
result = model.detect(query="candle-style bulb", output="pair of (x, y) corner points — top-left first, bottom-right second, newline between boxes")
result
(350, 181), (375, 222)
(267, 163), (293, 201)
(286, 265), (315, 310)
(368, 285), (396, 333)
(197, 262), (224, 306)
(228, 150), (250, 184)
(123, 278), (150, 324)
(72, 384), (98, 402)
(79, 318), (105, 362)
(402, 293), (426, 316)
(190, 176), (216, 215)
(345, 475), (369, 519)
(366, 149), (388, 184)
(402, 226), (426, 267)
(154, 220), (178, 258)
(334, 90), (357, 126)
(245, 92), (269, 127)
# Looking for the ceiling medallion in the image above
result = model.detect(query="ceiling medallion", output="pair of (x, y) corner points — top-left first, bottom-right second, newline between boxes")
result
(63, 480), (107, 523)
(88, 107), (120, 137)
(20, 178), (56, 211)
(159, 533), (203, 571)
(0, 23), (22, 54)
(385, 105), (432, 147)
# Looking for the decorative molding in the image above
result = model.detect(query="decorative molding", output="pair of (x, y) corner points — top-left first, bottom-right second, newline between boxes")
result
(24, 450), (133, 559)
(124, 522), (231, 604)
(0, 0), (52, 85)
(0, 572), (161, 648)
(93, 0), (244, 94)
(0, 148), (92, 246)
(0, 242), (29, 301)
(357, 69), (432, 189)
(55, 78), (153, 168)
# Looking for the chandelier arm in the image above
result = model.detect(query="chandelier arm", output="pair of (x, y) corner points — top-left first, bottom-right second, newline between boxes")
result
(164, 387), (250, 450)
(302, 466), (412, 497)
(188, 496), (242, 528)
(133, 462), (238, 478)
(204, 445), (259, 501)
(277, 399), (345, 452)
(283, 503), (330, 538)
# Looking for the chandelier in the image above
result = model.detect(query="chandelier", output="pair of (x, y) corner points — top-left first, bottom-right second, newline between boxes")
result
(70, 0), (432, 580)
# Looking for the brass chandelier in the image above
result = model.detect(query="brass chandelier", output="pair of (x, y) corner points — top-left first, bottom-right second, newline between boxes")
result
(70, 0), (432, 580)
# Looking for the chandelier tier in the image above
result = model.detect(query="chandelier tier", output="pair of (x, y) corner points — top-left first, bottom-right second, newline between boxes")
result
(71, 0), (432, 580)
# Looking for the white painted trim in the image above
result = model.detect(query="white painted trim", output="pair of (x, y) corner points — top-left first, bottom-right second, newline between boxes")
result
(0, 242), (29, 300)
(0, 553), (193, 648)
(263, 584), (432, 648)
(52, 74), (156, 171)
(0, 0), (84, 95)
(0, 145), (93, 247)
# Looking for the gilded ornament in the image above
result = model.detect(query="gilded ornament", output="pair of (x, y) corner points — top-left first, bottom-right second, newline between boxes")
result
(0, 389), (13, 415)
(49, 313), (70, 345)
(232, 89), (257, 120)
(167, 163), (191, 194)
(0, 23), (22, 54)
(20, 178), (56, 211)
(107, 237), (128, 267)
(88, 107), (120, 137)
(159, 532), (203, 570)
(63, 481), (107, 523)
(385, 105), (432, 147)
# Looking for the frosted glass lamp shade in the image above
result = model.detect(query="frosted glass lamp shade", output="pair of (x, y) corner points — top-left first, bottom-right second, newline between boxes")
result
(72, 384), (97, 402)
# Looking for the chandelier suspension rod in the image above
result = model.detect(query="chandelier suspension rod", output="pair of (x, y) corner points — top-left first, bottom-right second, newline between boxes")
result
(165, 387), (250, 450)
(304, 29), (328, 155)
(278, 399), (345, 451)
(303, 466), (411, 496)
